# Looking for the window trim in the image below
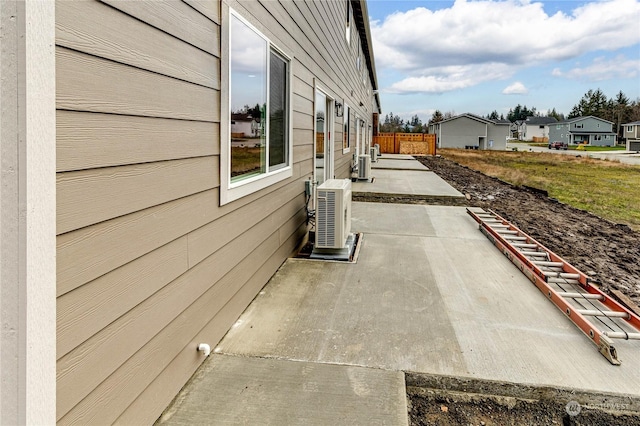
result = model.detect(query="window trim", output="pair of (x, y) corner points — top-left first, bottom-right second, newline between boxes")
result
(221, 7), (293, 205)
(342, 103), (350, 154)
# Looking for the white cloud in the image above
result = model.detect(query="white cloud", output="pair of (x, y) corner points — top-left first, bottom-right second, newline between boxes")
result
(502, 82), (529, 95)
(552, 55), (640, 81)
(371, 0), (640, 94)
(387, 62), (513, 94)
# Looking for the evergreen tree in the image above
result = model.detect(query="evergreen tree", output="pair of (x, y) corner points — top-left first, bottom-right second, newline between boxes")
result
(429, 110), (444, 125)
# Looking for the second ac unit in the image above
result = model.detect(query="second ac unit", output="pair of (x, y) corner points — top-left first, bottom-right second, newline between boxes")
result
(370, 147), (377, 163)
(358, 154), (371, 180)
(315, 179), (352, 249)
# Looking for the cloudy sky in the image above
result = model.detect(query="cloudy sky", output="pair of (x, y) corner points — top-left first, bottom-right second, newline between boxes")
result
(367, 0), (640, 122)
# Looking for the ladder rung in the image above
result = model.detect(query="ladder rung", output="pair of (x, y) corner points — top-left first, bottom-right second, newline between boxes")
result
(575, 309), (630, 319)
(533, 261), (564, 267)
(604, 332), (640, 340)
(512, 243), (538, 249)
(497, 230), (519, 235)
(521, 251), (548, 258)
(502, 235), (527, 241)
(547, 277), (580, 285)
(489, 224), (510, 229)
(559, 292), (604, 300)
(560, 273), (580, 280)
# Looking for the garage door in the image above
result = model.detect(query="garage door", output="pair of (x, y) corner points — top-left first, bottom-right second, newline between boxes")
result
(630, 141), (640, 151)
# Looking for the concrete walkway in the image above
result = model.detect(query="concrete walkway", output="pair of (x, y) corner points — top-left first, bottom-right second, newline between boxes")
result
(352, 156), (464, 204)
(158, 160), (640, 425)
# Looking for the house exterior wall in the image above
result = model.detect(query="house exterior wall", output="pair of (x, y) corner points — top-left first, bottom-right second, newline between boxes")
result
(439, 116), (486, 149)
(623, 123), (640, 143)
(436, 116), (506, 150)
(626, 124), (640, 151)
(55, 0), (377, 424)
(525, 124), (548, 140)
(486, 125), (509, 150)
(549, 117), (615, 146)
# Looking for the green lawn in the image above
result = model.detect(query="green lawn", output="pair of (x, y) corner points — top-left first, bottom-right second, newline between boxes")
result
(569, 145), (626, 151)
(440, 149), (640, 230)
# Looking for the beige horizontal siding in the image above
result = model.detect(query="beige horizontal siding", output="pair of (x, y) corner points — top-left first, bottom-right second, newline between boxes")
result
(55, 0), (377, 423)
(183, 0), (220, 24)
(57, 237), (189, 359)
(58, 210), (306, 424)
(114, 220), (307, 426)
(56, 46), (219, 121)
(56, 187), (307, 419)
(102, 0), (220, 54)
(57, 189), (219, 296)
(56, 0), (218, 88)
(57, 156), (219, 234)
(57, 111), (218, 172)
(58, 179), (305, 359)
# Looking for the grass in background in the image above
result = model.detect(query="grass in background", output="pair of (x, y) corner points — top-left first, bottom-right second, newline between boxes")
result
(439, 149), (640, 230)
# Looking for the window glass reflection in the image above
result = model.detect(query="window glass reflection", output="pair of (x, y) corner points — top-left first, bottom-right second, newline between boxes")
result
(230, 15), (266, 181)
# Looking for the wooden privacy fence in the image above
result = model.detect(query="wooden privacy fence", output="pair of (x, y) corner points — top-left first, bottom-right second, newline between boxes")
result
(373, 133), (437, 155)
(531, 136), (549, 143)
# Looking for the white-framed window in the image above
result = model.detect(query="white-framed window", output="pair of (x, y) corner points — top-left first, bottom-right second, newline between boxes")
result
(221, 8), (293, 204)
(345, 0), (351, 45)
(343, 104), (350, 153)
(628, 125), (633, 132)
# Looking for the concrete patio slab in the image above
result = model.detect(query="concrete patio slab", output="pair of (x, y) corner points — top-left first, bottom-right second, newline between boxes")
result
(372, 158), (429, 171)
(217, 203), (640, 396)
(157, 355), (408, 426)
(352, 169), (464, 202)
(379, 154), (415, 160)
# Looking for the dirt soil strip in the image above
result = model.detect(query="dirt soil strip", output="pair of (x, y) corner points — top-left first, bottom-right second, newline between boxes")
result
(416, 155), (640, 311)
(406, 372), (640, 426)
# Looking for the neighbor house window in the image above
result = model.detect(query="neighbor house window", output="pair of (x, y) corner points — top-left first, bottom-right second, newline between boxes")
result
(628, 126), (633, 132)
(343, 104), (350, 151)
(221, 9), (292, 204)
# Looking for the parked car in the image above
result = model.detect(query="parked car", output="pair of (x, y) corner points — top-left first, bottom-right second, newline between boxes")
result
(548, 141), (568, 150)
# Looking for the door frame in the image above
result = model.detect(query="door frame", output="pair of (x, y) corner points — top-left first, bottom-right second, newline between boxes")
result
(313, 86), (335, 184)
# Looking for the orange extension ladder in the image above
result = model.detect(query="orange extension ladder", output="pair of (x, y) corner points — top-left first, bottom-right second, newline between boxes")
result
(467, 207), (640, 365)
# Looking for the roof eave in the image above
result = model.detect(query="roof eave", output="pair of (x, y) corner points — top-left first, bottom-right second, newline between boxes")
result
(351, 0), (381, 113)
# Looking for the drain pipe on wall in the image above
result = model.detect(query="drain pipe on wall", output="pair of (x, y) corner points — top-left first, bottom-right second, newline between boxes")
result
(197, 343), (211, 357)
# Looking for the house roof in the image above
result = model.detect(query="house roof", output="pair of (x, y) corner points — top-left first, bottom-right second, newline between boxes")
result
(556, 115), (614, 125)
(623, 121), (640, 126)
(525, 116), (557, 125)
(231, 113), (259, 122)
(351, 0), (380, 113)
(438, 113), (508, 126)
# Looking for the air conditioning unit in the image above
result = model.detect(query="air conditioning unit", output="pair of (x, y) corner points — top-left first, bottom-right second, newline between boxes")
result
(370, 147), (378, 163)
(358, 154), (371, 180)
(315, 179), (352, 249)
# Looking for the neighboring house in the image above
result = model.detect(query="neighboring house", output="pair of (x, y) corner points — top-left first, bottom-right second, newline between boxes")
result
(1, 1), (380, 424)
(429, 113), (510, 150)
(522, 116), (557, 141)
(231, 113), (261, 138)
(623, 121), (640, 151)
(548, 116), (617, 146)
(510, 120), (526, 140)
